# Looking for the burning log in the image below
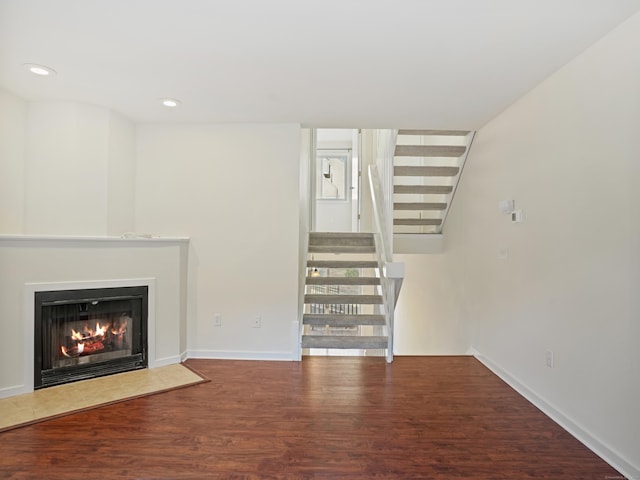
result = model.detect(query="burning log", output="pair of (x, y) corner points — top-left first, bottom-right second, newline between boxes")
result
(61, 338), (106, 357)
(59, 318), (128, 358)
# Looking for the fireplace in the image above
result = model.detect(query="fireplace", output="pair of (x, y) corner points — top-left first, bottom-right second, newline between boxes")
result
(34, 286), (148, 389)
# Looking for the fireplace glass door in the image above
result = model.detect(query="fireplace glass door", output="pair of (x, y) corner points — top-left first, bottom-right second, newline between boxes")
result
(34, 286), (148, 389)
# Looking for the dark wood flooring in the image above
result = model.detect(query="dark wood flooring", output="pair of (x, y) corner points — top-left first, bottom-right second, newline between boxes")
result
(0, 356), (622, 479)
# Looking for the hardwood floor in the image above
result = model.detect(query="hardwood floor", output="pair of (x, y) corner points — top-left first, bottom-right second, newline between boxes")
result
(0, 357), (622, 479)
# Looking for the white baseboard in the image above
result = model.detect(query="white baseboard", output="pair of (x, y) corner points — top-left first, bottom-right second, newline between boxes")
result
(149, 355), (182, 368)
(187, 349), (297, 361)
(0, 384), (31, 399)
(470, 348), (639, 480)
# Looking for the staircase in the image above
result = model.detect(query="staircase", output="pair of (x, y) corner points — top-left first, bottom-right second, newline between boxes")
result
(393, 129), (474, 234)
(302, 232), (388, 353)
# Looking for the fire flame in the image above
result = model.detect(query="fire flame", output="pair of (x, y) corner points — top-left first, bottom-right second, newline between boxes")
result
(94, 322), (107, 337)
(71, 328), (84, 340)
(111, 319), (128, 335)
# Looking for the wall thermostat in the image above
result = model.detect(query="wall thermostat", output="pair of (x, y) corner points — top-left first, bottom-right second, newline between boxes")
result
(511, 209), (523, 223)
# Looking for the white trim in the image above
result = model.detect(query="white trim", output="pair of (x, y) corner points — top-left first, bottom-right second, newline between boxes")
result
(290, 320), (301, 362)
(470, 348), (640, 480)
(0, 384), (31, 399)
(187, 349), (297, 362)
(152, 355), (183, 368)
(24, 278), (157, 394)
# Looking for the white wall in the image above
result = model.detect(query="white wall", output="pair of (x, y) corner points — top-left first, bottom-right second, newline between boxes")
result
(449, 12), (640, 476)
(298, 128), (313, 359)
(393, 253), (467, 355)
(21, 101), (135, 235)
(107, 112), (136, 235)
(135, 123), (301, 360)
(0, 89), (26, 233)
(24, 102), (109, 234)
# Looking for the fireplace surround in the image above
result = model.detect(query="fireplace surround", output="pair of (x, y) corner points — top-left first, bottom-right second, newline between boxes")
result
(34, 285), (148, 389)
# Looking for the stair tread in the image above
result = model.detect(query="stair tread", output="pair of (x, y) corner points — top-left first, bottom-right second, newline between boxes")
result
(307, 260), (378, 268)
(394, 202), (447, 211)
(394, 185), (453, 194)
(394, 166), (460, 177)
(305, 294), (383, 304)
(309, 233), (374, 247)
(394, 145), (466, 157)
(308, 245), (375, 253)
(301, 335), (388, 349)
(306, 276), (380, 285)
(303, 314), (386, 326)
(394, 218), (442, 226)
(309, 232), (374, 239)
(398, 129), (470, 136)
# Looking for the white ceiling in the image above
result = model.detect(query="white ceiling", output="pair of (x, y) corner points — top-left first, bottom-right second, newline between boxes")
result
(1, 0), (639, 128)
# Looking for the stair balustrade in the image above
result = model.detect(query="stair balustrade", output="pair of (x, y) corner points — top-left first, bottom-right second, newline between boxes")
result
(368, 164), (404, 363)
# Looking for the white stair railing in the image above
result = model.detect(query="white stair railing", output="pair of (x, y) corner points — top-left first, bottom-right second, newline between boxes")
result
(368, 164), (404, 363)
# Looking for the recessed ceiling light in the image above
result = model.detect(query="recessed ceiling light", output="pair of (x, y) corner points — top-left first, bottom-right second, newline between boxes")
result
(24, 63), (56, 76)
(161, 98), (181, 108)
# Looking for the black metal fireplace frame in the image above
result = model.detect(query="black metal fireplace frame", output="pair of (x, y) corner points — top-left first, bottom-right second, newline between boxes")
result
(34, 285), (148, 389)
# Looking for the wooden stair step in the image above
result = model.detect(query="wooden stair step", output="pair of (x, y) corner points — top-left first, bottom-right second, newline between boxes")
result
(398, 129), (470, 136)
(394, 218), (442, 226)
(394, 145), (466, 157)
(306, 276), (380, 286)
(394, 202), (447, 211)
(304, 294), (383, 305)
(394, 185), (453, 194)
(394, 166), (460, 177)
(307, 260), (378, 269)
(309, 232), (374, 246)
(303, 314), (386, 327)
(308, 245), (375, 254)
(301, 335), (388, 349)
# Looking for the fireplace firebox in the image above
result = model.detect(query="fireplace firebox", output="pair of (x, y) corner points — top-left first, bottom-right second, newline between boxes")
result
(34, 286), (148, 389)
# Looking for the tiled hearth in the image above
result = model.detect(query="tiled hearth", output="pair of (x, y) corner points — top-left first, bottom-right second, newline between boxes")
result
(0, 364), (206, 432)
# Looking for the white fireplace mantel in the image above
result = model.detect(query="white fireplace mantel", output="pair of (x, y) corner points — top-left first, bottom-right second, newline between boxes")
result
(0, 234), (189, 399)
(0, 234), (190, 243)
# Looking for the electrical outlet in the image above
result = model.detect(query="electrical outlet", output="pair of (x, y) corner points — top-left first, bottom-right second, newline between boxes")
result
(546, 349), (554, 368)
(213, 313), (222, 327)
(252, 316), (261, 328)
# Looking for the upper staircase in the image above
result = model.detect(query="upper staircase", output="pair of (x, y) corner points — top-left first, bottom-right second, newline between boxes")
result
(302, 232), (389, 353)
(393, 129), (474, 234)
